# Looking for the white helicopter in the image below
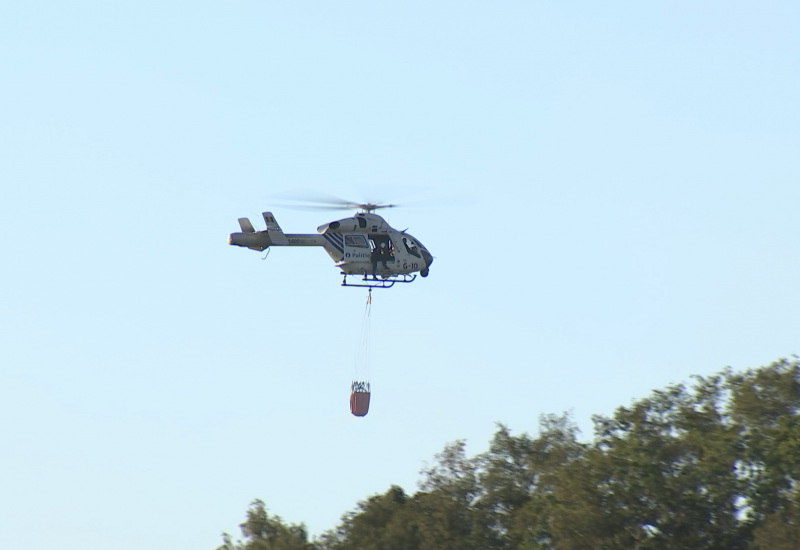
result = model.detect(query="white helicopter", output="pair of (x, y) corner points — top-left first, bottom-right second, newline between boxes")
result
(228, 200), (433, 288)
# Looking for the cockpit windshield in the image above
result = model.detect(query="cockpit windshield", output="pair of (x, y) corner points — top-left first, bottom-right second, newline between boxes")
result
(402, 236), (421, 258)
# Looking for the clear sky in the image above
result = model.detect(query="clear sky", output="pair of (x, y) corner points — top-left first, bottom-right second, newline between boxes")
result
(2, 2), (799, 548)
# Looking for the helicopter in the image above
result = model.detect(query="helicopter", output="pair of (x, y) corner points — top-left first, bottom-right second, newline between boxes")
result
(228, 201), (433, 288)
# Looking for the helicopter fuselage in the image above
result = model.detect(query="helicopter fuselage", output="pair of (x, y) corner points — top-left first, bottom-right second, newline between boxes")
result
(228, 211), (433, 282)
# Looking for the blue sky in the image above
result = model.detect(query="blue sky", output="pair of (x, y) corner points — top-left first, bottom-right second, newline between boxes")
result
(2, 2), (799, 548)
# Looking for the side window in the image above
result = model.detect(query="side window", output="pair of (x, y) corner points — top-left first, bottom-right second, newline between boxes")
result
(344, 235), (369, 248)
(357, 217), (367, 229)
(402, 237), (421, 258)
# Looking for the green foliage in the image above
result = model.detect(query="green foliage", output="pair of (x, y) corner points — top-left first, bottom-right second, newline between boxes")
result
(478, 414), (585, 549)
(729, 359), (800, 520)
(751, 487), (800, 549)
(323, 486), (417, 550)
(556, 375), (746, 549)
(220, 358), (800, 550)
(217, 500), (313, 550)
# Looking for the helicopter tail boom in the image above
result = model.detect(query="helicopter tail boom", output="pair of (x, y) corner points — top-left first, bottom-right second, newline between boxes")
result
(229, 212), (327, 251)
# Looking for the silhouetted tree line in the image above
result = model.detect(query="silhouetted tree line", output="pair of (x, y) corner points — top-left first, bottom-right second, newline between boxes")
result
(218, 358), (800, 550)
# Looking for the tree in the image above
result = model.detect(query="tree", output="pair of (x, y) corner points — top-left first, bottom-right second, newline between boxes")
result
(751, 487), (800, 549)
(321, 485), (418, 550)
(324, 443), (503, 550)
(729, 358), (800, 524)
(220, 358), (800, 550)
(414, 440), (502, 550)
(217, 499), (314, 550)
(547, 375), (747, 549)
(478, 414), (585, 549)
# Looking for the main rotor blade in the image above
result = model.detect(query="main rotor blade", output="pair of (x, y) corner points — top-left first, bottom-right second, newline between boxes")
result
(271, 191), (399, 212)
(273, 191), (356, 207)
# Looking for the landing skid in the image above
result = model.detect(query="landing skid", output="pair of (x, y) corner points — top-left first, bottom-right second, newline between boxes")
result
(341, 273), (417, 288)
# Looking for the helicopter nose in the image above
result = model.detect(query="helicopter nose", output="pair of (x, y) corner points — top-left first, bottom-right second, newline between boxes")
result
(421, 249), (433, 268)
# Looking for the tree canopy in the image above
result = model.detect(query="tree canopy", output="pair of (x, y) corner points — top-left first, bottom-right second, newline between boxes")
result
(218, 358), (800, 550)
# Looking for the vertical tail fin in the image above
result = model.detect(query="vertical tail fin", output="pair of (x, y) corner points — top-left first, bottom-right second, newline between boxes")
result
(261, 212), (288, 244)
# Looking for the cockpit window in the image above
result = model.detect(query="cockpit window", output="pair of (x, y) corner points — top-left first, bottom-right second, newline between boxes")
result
(402, 237), (421, 258)
(345, 235), (369, 248)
